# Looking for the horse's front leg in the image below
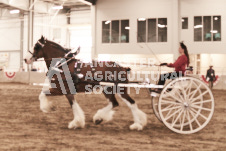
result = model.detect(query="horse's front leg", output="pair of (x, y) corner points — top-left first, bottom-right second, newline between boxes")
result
(65, 94), (85, 129)
(39, 91), (56, 113)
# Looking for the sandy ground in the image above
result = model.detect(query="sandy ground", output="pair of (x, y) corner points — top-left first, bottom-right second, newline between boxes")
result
(0, 82), (226, 151)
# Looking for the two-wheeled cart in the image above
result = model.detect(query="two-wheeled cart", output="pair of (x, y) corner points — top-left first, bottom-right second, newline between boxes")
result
(101, 75), (214, 134)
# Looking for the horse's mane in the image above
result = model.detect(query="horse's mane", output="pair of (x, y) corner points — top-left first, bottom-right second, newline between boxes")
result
(47, 40), (70, 53)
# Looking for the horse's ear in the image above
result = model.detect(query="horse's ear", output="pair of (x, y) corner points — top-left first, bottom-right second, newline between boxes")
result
(40, 35), (45, 42)
(41, 35), (44, 40)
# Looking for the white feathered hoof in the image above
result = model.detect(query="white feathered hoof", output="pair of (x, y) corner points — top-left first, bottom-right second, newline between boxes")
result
(39, 92), (56, 113)
(93, 110), (115, 124)
(40, 104), (56, 113)
(68, 119), (85, 129)
(129, 123), (143, 131)
(130, 104), (148, 130)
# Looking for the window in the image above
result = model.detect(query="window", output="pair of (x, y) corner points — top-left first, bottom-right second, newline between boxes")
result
(148, 19), (156, 42)
(203, 16), (211, 41)
(194, 16), (202, 41)
(102, 21), (110, 43)
(102, 20), (130, 43)
(121, 20), (129, 43)
(137, 17), (167, 43)
(194, 16), (221, 42)
(137, 18), (146, 42)
(213, 16), (221, 41)
(182, 17), (188, 29)
(111, 20), (119, 43)
(158, 18), (167, 42)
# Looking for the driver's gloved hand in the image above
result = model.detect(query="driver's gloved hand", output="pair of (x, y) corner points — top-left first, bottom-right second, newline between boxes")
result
(160, 63), (167, 66)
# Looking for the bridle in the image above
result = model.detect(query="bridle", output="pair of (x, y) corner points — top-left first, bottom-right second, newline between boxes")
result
(28, 39), (80, 61)
(28, 40), (45, 61)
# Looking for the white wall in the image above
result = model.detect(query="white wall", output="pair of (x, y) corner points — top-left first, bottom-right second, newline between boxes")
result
(181, 0), (226, 54)
(0, 19), (21, 50)
(0, 17), (21, 70)
(94, 0), (226, 75)
(69, 10), (92, 62)
(95, 0), (176, 56)
(95, 0), (226, 55)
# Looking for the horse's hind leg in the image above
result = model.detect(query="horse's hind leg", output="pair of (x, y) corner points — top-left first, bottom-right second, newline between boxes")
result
(65, 94), (85, 129)
(93, 88), (118, 125)
(118, 88), (147, 131)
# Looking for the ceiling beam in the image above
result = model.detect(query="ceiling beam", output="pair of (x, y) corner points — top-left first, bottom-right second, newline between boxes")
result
(84, 0), (97, 5)
(0, 0), (29, 11)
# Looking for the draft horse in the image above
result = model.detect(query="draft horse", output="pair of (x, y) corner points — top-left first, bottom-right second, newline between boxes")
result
(25, 36), (147, 130)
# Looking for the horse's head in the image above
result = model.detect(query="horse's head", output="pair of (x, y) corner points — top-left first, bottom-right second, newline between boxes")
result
(25, 35), (80, 65)
(24, 35), (46, 64)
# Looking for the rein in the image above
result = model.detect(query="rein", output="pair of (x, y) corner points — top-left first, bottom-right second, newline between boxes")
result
(34, 56), (76, 62)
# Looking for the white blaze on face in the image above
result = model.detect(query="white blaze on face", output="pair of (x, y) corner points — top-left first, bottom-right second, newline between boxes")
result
(24, 48), (34, 64)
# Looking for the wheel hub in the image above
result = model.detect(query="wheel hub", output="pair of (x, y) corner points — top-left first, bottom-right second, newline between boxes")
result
(183, 102), (189, 108)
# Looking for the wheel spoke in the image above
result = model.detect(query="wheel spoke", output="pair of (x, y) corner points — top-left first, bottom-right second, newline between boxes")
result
(171, 109), (183, 127)
(185, 80), (193, 94)
(174, 89), (185, 102)
(190, 108), (208, 120)
(180, 110), (186, 131)
(164, 108), (182, 121)
(189, 109), (201, 127)
(186, 110), (193, 131)
(161, 99), (179, 105)
(178, 81), (188, 99)
(190, 90), (209, 103)
(165, 104), (176, 119)
(162, 105), (181, 112)
(188, 84), (202, 99)
(192, 99), (213, 105)
(163, 90), (183, 103)
(191, 104), (212, 112)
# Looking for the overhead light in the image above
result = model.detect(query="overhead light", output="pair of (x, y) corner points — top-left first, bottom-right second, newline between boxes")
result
(181, 19), (184, 22)
(105, 20), (111, 24)
(194, 25), (203, 29)
(210, 30), (218, 33)
(214, 17), (218, 20)
(138, 18), (146, 21)
(52, 6), (63, 10)
(125, 26), (130, 30)
(158, 24), (167, 28)
(10, 9), (20, 14)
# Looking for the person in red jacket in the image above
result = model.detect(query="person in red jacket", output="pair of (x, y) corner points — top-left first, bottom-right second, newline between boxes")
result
(157, 42), (190, 87)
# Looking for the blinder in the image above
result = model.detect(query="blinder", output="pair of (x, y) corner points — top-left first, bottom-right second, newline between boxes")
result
(30, 40), (45, 60)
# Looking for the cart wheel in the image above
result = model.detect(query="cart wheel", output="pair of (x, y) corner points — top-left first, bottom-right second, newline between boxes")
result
(158, 77), (214, 134)
(151, 96), (162, 122)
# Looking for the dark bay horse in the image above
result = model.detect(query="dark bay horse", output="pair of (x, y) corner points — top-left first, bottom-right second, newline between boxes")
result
(24, 36), (147, 130)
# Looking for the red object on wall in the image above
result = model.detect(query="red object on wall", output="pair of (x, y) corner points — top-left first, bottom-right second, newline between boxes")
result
(4, 72), (16, 79)
(200, 75), (219, 86)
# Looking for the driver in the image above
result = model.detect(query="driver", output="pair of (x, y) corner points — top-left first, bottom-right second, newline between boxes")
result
(156, 42), (190, 92)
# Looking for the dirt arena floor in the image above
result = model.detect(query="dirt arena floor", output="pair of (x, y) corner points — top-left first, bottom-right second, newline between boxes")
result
(0, 82), (225, 151)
